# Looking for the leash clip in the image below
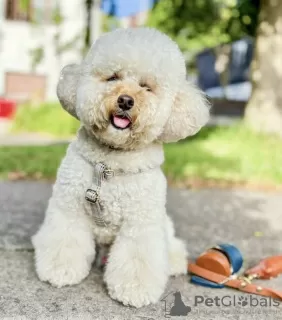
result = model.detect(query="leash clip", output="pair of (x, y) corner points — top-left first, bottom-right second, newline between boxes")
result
(220, 274), (238, 285)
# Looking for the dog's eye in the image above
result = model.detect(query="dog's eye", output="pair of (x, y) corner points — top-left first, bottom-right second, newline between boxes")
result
(106, 74), (119, 81)
(140, 83), (152, 92)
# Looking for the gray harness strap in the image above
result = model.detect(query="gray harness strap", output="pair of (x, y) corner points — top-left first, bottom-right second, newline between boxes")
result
(82, 155), (156, 227)
(85, 162), (115, 227)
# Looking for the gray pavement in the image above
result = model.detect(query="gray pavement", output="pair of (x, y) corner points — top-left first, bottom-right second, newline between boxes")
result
(0, 119), (72, 146)
(0, 133), (72, 146)
(0, 181), (282, 319)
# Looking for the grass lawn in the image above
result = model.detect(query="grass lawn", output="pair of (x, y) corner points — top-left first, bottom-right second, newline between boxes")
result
(1, 123), (282, 189)
(0, 144), (67, 180)
(12, 102), (79, 137)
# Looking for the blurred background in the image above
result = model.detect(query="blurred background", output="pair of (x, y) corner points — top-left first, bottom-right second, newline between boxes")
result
(0, 0), (282, 191)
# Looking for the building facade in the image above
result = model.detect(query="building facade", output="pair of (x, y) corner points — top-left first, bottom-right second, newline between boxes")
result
(0, 0), (86, 101)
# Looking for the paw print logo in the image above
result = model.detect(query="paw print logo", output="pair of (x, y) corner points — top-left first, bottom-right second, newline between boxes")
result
(237, 296), (248, 307)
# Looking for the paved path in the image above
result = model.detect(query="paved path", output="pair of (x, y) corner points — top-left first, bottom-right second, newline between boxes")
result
(0, 119), (72, 146)
(0, 133), (72, 146)
(0, 181), (282, 319)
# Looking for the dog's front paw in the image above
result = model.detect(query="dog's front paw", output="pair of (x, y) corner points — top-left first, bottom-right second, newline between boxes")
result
(107, 281), (163, 308)
(33, 238), (94, 287)
(36, 257), (91, 288)
(105, 269), (165, 308)
(35, 251), (92, 288)
(104, 257), (167, 308)
(169, 237), (188, 276)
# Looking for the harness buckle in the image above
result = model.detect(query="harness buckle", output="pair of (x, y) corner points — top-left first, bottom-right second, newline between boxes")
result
(85, 188), (99, 203)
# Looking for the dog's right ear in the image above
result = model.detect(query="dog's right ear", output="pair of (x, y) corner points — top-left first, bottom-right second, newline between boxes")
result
(57, 64), (80, 119)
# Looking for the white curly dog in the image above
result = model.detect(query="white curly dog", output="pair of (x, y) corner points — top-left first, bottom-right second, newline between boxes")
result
(32, 27), (209, 308)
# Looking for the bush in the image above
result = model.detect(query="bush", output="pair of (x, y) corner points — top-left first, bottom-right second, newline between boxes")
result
(12, 102), (79, 137)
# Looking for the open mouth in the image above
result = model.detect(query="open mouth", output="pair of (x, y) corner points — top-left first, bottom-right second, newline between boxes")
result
(110, 114), (132, 130)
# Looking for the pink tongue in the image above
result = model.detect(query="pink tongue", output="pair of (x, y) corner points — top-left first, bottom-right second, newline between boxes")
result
(113, 115), (130, 128)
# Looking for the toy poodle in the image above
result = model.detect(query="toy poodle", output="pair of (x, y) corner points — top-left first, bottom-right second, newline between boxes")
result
(32, 27), (210, 308)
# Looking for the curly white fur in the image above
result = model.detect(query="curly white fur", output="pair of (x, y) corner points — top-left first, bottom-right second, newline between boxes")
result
(32, 27), (209, 308)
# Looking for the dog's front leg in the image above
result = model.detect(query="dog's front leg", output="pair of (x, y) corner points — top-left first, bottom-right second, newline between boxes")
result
(32, 188), (95, 288)
(104, 215), (169, 308)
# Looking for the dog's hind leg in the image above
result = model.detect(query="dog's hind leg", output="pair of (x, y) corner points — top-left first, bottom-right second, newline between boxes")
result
(165, 214), (188, 276)
(32, 188), (95, 288)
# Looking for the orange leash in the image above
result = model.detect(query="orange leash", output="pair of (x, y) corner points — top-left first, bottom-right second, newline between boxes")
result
(188, 245), (282, 301)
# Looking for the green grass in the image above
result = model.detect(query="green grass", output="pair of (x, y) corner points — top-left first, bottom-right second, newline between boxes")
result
(1, 123), (282, 187)
(12, 102), (79, 137)
(0, 144), (67, 180)
(164, 124), (282, 186)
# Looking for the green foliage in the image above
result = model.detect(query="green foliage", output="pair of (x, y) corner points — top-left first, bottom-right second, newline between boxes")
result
(19, 0), (30, 11)
(52, 3), (81, 59)
(102, 15), (120, 33)
(237, 0), (260, 36)
(52, 4), (64, 25)
(12, 102), (79, 137)
(29, 46), (44, 72)
(148, 0), (259, 56)
(54, 33), (81, 57)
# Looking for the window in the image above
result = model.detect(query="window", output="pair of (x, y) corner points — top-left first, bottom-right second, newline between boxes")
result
(5, 0), (32, 21)
(5, 0), (58, 24)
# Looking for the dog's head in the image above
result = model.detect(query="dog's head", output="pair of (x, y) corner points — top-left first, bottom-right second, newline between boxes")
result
(58, 28), (210, 149)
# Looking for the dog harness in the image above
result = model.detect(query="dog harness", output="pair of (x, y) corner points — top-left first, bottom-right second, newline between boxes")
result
(84, 161), (155, 227)
(188, 244), (282, 301)
(85, 162), (119, 227)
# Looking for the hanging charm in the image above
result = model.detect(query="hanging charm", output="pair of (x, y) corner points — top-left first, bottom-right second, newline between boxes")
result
(85, 162), (114, 227)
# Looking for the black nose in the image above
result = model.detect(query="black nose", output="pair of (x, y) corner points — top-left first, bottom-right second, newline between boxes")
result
(117, 94), (134, 110)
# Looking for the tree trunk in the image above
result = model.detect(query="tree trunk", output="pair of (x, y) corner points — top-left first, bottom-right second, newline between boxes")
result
(244, 0), (282, 136)
(84, 0), (93, 51)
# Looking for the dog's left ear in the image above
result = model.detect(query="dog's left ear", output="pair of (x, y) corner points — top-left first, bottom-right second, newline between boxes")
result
(57, 64), (80, 120)
(159, 81), (210, 143)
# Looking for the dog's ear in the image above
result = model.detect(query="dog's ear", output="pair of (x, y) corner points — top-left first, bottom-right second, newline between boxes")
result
(57, 64), (80, 119)
(159, 81), (210, 143)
